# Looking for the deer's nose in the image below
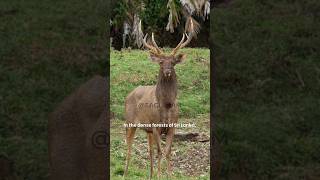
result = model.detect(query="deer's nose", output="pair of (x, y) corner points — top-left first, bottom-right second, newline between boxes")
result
(164, 69), (171, 77)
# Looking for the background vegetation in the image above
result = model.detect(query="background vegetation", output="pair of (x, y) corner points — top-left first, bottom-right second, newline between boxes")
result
(213, 0), (320, 179)
(110, 0), (210, 49)
(0, 0), (107, 179)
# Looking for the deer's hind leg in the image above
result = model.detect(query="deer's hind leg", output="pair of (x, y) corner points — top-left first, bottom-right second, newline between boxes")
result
(124, 127), (136, 177)
(147, 132), (154, 180)
(152, 128), (162, 180)
(164, 127), (175, 177)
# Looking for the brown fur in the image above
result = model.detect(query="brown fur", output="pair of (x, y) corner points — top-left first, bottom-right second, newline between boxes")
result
(48, 75), (108, 180)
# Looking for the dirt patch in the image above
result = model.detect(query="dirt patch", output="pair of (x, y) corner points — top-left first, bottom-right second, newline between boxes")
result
(172, 140), (210, 176)
(126, 131), (210, 176)
(111, 118), (210, 177)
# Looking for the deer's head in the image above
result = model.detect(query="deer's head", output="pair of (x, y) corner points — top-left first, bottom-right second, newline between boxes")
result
(142, 33), (192, 78)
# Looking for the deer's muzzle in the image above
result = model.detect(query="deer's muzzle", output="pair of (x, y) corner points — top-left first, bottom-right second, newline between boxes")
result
(164, 69), (171, 77)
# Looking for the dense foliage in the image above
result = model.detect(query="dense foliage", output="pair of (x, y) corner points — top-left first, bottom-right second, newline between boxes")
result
(110, 0), (210, 49)
(111, 0), (176, 30)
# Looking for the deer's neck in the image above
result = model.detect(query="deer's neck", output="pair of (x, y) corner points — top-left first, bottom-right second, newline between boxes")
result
(155, 70), (177, 104)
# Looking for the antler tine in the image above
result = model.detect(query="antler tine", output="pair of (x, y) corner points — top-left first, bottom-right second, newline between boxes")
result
(179, 32), (193, 49)
(151, 33), (163, 54)
(170, 17), (195, 55)
(170, 33), (186, 55)
(142, 34), (158, 54)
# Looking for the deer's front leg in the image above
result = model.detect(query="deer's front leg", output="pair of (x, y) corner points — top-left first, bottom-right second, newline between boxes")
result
(147, 133), (154, 180)
(124, 127), (136, 177)
(152, 128), (162, 180)
(164, 127), (175, 177)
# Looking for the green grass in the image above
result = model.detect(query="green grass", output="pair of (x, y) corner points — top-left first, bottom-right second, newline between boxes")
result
(0, 0), (107, 179)
(110, 48), (210, 179)
(213, 0), (320, 179)
(111, 48), (210, 120)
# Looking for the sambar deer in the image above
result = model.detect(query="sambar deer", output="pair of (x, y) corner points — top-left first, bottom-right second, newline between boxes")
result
(123, 27), (193, 179)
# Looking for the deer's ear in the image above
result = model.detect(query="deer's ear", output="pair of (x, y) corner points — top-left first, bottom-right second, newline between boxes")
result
(174, 54), (187, 64)
(150, 53), (162, 63)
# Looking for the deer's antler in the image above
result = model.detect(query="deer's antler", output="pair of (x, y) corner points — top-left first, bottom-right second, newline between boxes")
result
(170, 17), (195, 55)
(140, 20), (163, 54)
(142, 34), (158, 54)
(142, 34), (163, 55)
(151, 33), (163, 54)
(170, 33), (192, 55)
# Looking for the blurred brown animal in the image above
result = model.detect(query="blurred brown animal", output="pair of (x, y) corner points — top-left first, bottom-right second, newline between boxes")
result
(123, 28), (193, 179)
(48, 75), (108, 180)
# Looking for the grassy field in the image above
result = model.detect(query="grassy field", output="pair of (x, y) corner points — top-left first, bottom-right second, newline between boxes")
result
(110, 48), (210, 179)
(111, 48), (210, 119)
(213, 0), (320, 179)
(0, 0), (107, 179)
